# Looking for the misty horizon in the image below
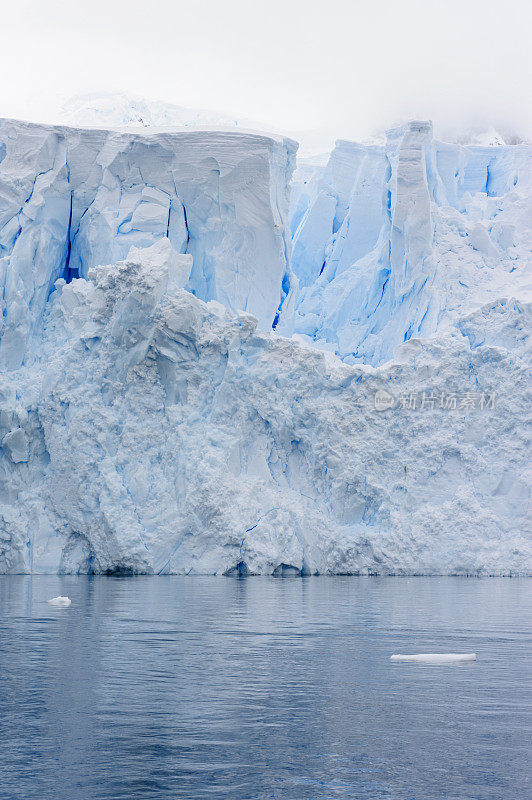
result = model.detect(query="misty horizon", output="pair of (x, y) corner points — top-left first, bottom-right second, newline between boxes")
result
(2, 0), (530, 150)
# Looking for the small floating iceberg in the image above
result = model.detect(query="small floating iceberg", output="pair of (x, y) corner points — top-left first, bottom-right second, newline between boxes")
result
(391, 653), (476, 663)
(47, 596), (71, 608)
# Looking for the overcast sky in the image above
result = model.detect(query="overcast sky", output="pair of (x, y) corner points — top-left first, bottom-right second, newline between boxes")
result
(2, 0), (531, 142)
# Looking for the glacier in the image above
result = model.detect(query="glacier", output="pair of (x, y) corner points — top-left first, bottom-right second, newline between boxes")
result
(0, 116), (530, 575)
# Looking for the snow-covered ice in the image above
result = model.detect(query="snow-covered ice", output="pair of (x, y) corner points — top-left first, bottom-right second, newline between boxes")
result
(0, 116), (530, 576)
(1, 238), (529, 576)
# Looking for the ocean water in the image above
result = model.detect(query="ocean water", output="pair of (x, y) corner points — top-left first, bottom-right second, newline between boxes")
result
(0, 576), (530, 800)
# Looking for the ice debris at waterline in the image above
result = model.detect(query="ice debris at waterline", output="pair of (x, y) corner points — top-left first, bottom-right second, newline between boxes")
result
(0, 117), (530, 576)
(390, 653), (476, 663)
(46, 596), (71, 607)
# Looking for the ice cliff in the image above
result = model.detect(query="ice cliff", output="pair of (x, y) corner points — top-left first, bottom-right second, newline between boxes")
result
(291, 121), (531, 365)
(0, 118), (297, 370)
(0, 118), (530, 575)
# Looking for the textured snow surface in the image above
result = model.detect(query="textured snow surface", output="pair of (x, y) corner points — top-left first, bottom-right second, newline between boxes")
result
(291, 121), (532, 365)
(0, 118), (530, 575)
(1, 240), (530, 575)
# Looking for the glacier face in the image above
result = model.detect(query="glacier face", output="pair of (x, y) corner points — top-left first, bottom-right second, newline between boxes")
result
(1, 241), (530, 576)
(0, 118), (297, 370)
(0, 117), (530, 575)
(291, 121), (532, 365)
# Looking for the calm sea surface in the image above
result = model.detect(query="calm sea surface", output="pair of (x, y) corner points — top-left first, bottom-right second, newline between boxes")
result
(0, 576), (530, 800)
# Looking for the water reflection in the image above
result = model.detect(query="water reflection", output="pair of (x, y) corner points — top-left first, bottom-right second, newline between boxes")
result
(0, 576), (530, 799)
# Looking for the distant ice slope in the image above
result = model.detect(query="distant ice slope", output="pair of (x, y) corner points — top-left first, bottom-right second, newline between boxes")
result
(0, 118), (296, 369)
(58, 92), (335, 158)
(291, 121), (532, 364)
(0, 241), (529, 575)
(60, 91), (267, 132)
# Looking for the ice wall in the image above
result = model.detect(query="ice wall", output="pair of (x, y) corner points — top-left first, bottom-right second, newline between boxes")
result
(292, 122), (532, 364)
(0, 243), (529, 576)
(0, 118), (297, 369)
